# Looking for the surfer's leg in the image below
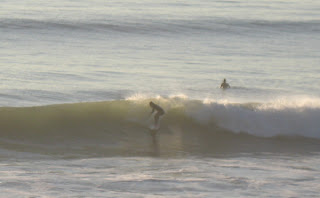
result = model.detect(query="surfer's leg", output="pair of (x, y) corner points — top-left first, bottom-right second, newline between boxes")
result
(154, 111), (164, 126)
(154, 113), (160, 125)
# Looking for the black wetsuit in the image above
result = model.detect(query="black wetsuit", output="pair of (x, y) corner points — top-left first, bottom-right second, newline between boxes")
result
(150, 103), (165, 125)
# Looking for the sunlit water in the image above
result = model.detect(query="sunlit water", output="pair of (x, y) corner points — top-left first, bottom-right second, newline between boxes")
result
(1, 0), (319, 106)
(1, 0), (320, 197)
(1, 156), (320, 197)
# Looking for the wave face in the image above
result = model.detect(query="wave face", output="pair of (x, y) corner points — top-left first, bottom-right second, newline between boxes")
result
(0, 98), (319, 158)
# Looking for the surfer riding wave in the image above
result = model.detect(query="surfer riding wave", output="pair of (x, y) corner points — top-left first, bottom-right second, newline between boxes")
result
(149, 101), (165, 127)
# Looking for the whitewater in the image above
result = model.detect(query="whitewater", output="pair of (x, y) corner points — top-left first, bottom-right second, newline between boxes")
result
(1, 0), (320, 197)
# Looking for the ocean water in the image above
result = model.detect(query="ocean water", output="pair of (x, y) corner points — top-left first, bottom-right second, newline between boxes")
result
(1, 0), (320, 197)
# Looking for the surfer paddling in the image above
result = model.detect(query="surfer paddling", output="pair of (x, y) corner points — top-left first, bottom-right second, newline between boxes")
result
(149, 101), (165, 127)
(220, 78), (231, 89)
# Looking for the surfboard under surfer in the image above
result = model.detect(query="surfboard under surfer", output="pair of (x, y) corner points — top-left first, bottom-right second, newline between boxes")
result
(149, 101), (165, 127)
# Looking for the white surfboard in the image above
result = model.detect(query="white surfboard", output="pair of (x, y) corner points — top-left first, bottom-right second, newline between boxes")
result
(149, 123), (160, 131)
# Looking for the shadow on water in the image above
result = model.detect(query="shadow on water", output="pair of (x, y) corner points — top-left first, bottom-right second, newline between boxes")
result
(0, 122), (319, 159)
(150, 131), (160, 157)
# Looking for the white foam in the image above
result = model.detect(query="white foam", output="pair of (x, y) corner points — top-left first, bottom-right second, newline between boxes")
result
(125, 93), (163, 102)
(188, 96), (320, 139)
(258, 96), (320, 110)
(169, 93), (189, 100)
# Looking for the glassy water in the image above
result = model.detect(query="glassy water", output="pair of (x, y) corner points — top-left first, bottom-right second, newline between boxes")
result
(0, 0), (320, 197)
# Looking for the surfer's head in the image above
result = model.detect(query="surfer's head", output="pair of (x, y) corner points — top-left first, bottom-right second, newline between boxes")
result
(149, 101), (154, 106)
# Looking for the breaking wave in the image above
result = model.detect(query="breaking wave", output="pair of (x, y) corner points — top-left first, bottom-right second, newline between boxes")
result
(0, 97), (319, 158)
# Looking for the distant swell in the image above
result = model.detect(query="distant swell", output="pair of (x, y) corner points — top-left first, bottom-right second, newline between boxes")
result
(1, 18), (319, 35)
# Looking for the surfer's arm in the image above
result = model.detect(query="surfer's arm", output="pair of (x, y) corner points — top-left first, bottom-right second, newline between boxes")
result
(150, 108), (155, 114)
